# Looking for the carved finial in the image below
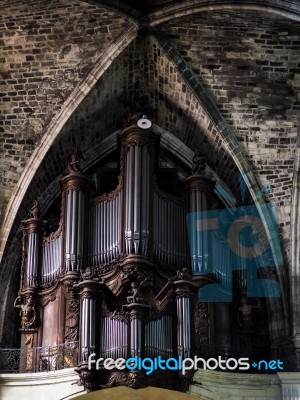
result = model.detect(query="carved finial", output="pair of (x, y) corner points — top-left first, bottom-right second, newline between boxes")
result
(29, 200), (40, 219)
(81, 266), (95, 280)
(68, 149), (81, 174)
(175, 267), (192, 281)
(191, 150), (207, 174)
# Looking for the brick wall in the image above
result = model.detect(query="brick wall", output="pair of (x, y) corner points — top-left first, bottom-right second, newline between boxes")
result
(160, 10), (300, 258)
(0, 0), (131, 223)
(0, 2), (299, 347)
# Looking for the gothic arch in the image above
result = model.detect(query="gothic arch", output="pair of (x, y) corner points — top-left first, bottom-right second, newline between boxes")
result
(0, 25), (137, 263)
(0, 19), (290, 351)
(149, 0), (300, 26)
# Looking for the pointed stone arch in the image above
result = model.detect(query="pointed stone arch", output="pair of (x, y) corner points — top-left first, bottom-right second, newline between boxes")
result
(149, 0), (300, 26)
(0, 24), (137, 262)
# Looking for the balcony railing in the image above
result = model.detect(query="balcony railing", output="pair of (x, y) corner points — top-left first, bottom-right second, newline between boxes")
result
(0, 341), (79, 373)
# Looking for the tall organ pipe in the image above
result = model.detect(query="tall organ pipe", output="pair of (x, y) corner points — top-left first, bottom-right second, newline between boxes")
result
(123, 126), (153, 256)
(186, 171), (215, 274)
(77, 281), (100, 363)
(176, 296), (191, 358)
(88, 191), (121, 267)
(61, 170), (90, 273)
(22, 215), (44, 289)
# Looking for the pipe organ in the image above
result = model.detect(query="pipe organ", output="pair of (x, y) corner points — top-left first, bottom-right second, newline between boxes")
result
(15, 108), (267, 392)
(153, 192), (187, 266)
(41, 235), (62, 285)
(89, 190), (122, 266)
(62, 169), (90, 273)
(99, 315), (128, 359)
(124, 133), (151, 256)
(145, 314), (173, 358)
(21, 206), (44, 289)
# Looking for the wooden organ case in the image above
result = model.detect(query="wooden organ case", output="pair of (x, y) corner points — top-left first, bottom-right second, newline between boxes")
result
(15, 114), (221, 391)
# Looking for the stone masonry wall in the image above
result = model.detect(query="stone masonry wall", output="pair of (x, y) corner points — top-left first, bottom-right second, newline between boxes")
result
(0, 0), (131, 224)
(0, 2), (299, 346)
(161, 10), (300, 260)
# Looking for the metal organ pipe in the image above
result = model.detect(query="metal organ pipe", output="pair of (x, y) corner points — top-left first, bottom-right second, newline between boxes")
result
(22, 216), (43, 289)
(125, 146), (134, 254)
(99, 315), (128, 359)
(88, 191), (121, 266)
(99, 201), (103, 264)
(186, 173), (215, 274)
(27, 233), (33, 287)
(62, 171), (89, 273)
(77, 191), (84, 270)
(145, 315), (173, 358)
(65, 191), (72, 271)
(71, 190), (77, 269)
(177, 299), (182, 357)
(176, 296), (191, 358)
(184, 297), (191, 357)
(80, 295), (96, 362)
(133, 146), (142, 253)
(130, 316), (142, 357)
(153, 193), (186, 267)
(141, 146), (149, 254)
(123, 128), (151, 256)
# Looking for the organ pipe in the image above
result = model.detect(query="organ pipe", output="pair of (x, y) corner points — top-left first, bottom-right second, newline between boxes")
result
(186, 168), (215, 274)
(176, 296), (191, 358)
(22, 208), (44, 289)
(61, 162), (90, 273)
(89, 191), (121, 266)
(130, 316), (142, 357)
(78, 281), (99, 362)
(123, 127), (152, 256)
(99, 315), (127, 359)
(153, 193), (186, 266)
(145, 315), (173, 358)
(41, 235), (62, 285)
